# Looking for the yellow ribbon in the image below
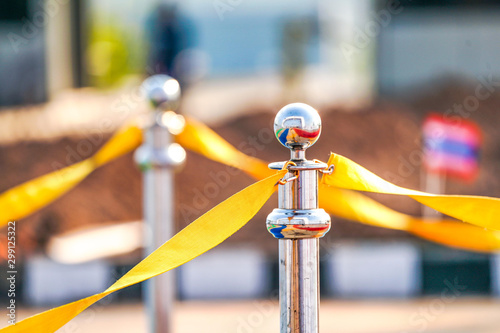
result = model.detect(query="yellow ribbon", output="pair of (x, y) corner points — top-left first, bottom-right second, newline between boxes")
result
(318, 186), (500, 252)
(0, 117), (269, 228)
(175, 117), (274, 179)
(322, 153), (500, 231)
(176, 119), (500, 251)
(1, 171), (285, 332)
(0, 125), (143, 227)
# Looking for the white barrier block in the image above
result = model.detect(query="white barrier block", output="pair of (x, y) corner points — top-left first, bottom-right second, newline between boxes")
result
(24, 256), (111, 306)
(179, 247), (268, 299)
(326, 242), (421, 297)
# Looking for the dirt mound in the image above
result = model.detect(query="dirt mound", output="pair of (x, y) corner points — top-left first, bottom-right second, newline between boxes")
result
(3, 84), (500, 257)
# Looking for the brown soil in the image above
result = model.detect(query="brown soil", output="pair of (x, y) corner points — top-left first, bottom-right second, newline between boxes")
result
(2, 80), (500, 258)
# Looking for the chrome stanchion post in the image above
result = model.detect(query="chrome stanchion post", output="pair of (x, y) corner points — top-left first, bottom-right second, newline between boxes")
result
(267, 103), (331, 333)
(134, 75), (186, 333)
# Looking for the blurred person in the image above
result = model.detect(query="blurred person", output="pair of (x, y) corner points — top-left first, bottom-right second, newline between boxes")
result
(146, 3), (195, 90)
(281, 17), (316, 103)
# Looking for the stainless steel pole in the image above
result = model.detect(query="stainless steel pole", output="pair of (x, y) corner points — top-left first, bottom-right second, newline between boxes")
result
(267, 103), (331, 333)
(134, 75), (186, 333)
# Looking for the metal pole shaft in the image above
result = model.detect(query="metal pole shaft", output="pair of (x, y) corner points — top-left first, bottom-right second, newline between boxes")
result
(278, 168), (320, 332)
(143, 123), (174, 333)
(135, 75), (185, 333)
(279, 239), (319, 332)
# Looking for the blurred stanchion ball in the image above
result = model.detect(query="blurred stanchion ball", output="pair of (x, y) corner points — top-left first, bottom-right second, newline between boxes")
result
(141, 75), (181, 111)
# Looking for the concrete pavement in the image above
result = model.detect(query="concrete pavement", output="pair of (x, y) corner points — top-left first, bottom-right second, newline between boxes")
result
(4, 298), (500, 333)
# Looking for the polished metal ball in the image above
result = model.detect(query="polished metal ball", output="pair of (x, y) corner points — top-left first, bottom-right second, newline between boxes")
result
(274, 103), (321, 150)
(141, 74), (181, 111)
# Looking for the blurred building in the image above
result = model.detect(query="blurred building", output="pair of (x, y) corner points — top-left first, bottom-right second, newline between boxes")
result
(0, 0), (48, 106)
(0, 0), (155, 108)
(377, 0), (500, 95)
(0, 0), (377, 112)
(4, 1), (500, 107)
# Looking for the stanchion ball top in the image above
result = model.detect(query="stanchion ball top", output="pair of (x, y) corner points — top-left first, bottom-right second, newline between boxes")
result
(274, 103), (321, 150)
(141, 75), (181, 110)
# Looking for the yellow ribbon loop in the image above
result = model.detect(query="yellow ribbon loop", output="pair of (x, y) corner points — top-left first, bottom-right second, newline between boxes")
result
(175, 117), (274, 179)
(319, 185), (500, 252)
(0, 125), (143, 227)
(408, 219), (500, 252)
(173, 121), (500, 252)
(92, 125), (143, 167)
(322, 153), (500, 231)
(1, 171), (285, 333)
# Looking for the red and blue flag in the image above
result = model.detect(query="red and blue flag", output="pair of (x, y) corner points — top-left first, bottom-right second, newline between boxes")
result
(423, 113), (481, 182)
